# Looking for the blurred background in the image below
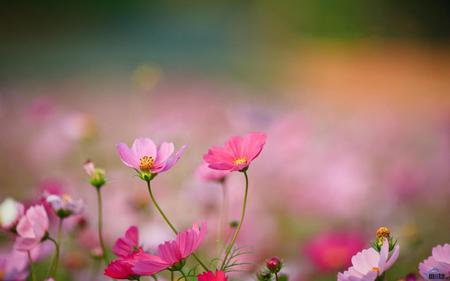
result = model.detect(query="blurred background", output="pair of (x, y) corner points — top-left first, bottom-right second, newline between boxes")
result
(1, 1), (449, 280)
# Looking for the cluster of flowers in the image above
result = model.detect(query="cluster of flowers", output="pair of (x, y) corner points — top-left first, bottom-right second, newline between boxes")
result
(0, 132), (448, 281)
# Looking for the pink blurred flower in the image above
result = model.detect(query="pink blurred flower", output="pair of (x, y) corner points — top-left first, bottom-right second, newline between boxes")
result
(113, 226), (140, 258)
(203, 132), (266, 172)
(134, 222), (207, 275)
(196, 163), (229, 182)
(46, 194), (84, 218)
(304, 231), (365, 272)
(0, 198), (24, 231)
(337, 238), (400, 281)
(14, 205), (49, 251)
(117, 138), (186, 175)
(419, 244), (450, 280)
(198, 270), (228, 281)
(0, 249), (29, 281)
(105, 226), (167, 279)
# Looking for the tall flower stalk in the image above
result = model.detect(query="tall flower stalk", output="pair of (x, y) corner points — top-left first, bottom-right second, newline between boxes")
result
(220, 170), (249, 269)
(96, 187), (108, 265)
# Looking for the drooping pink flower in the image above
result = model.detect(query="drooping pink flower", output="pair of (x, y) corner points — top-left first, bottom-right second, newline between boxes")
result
(117, 138), (186, 175)
(46, 194), (84, 218)
(198, 270), (228, 281)
(133, 222), (207, 275)
(196, 163), (229, 182)
(113, 226), (140, 258)
(337, 238), (400, 281)
(14, 205), (49, 251)
(203, 132), (266, 172)
(0, 198), (24, 231)
(105, 226), (168, 279)
(304, 231), (365, 272)
(418, 244), (450, 280)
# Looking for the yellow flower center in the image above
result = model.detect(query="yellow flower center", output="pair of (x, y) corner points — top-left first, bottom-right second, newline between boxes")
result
(376, 226), (390, 239)
(62, 194), (72, 203)
(233, 157), (247, 166)
(371, 267), (380, 273)
(139, 156), (154, 171)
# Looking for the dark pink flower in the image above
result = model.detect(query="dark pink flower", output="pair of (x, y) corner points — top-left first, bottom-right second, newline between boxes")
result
(203, 132), (266, 172)
(198, 270), (228, 281)
(133, 222), (207, 274)
(304, 231), (365, 272)
(113, 226), (140, 258)
(117, 138), (186, 175)
(14, 205), (49, 251)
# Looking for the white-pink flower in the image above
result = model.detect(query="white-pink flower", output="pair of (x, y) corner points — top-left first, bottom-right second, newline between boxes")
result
(46, 194), (84, 218)
(419, 244), (450, 280)
(0, 198), (24, 231)
(14, 205), (49, 251)
(337, 239), (400, 281)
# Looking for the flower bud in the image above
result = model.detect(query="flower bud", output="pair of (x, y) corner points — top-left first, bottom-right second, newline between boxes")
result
(372, 226), (397, 252)
(266, 256), (282, 273)
(84, 160), (106, 189)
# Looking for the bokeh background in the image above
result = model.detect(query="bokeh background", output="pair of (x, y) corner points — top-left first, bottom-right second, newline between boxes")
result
(1, 1), (449, 280)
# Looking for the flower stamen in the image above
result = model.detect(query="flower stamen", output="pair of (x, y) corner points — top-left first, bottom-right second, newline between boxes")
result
(233, 157), (247, 166)
(139, 156), (154, 171)
(371, 267), (380, 273)
(376, 226), (390, 239)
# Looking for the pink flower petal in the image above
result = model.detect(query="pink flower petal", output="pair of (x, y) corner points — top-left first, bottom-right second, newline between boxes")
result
(117, 143), (139, 169)
(131, 138), (157, 159)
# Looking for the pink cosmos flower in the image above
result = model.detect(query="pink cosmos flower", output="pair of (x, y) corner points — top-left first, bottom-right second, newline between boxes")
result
(46, 194), (84, 218)
(198, 270), (228, 281)
(304, 231), (365, 272)
(418, 244), (450, 280)
(14, 205), (49, 251)
(133, 222), (207, 275)
(203, 132), (266, 172)
(0, 198), (24, 231)
(337, 238), (400, 281)
(0, 248), (29, 281)
(117, 138), (187, 175)
(196, 163), (230, 182)
(105, 226), (167, 279)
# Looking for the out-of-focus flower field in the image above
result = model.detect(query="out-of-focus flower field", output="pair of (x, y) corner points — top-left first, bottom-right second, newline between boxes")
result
(0, 2), (449, 281)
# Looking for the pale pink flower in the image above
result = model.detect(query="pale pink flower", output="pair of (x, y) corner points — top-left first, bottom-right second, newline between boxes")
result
(46, 194), (84, 218)
(133, 222), (207, 275)
(0, 248), (29, 281)
(0, 198), (24, 230)
(196, 163), (229, 182)
(117, 138), (186, 174)
(337, 239), (400, 281)
(14, 205), (49, 251)
(418, 244), (450, 280)
(203, 132), (266, 172)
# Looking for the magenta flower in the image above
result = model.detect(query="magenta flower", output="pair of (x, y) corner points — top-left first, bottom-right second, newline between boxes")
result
(337, 239), (400, 281)
(304, 231), (365, 272)
(117, 138), (187, 179)
(203, 132), (266, 172)
(14, 205), (49, 251)
(0, 249), (29, 281)
(133, 222), (207, 274)
(46, 194), (84, 218)
(105, 226), (167, 279)
(419, 244), (450, 280)
(198, 270), (228, 281)
(113, 226), (140, 258)
(196, 163), (230, 182)
(0, 198), (24, 231)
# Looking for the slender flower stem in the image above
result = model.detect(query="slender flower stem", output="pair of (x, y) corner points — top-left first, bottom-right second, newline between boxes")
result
(179, 269), (188, 281)
(170, 271), (174, 281)
(220, 170), (249, 270)
(146, 180), (209, 271)
(275, 273), (279, 281)
(27, 251), (37, 281)
(96, 187), (109, 265)
(218, 179), (228, 247)
(48, 236), (60, 278)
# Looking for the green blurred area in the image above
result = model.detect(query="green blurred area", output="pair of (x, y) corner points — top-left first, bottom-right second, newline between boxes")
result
(0, 0), (449, 84)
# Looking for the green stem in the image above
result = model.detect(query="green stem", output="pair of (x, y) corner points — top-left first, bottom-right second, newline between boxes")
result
(48, 236), (60, 278)
(27, 251), (37, 281)
(146, 180), (209, 271)
(171, 271), (174, 281)
(96, 187), (109, 265)
(275, 272), (279, 281)
(180, 269), (188, 281)
(220, 170), (249, 270)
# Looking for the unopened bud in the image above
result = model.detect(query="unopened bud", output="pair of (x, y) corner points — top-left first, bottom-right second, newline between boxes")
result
(266, 256), (282, 273)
